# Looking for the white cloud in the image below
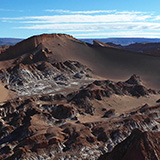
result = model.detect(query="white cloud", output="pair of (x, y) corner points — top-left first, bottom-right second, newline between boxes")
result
(44, 9), (150, 16)
(74, 31), (160, 38)
(154, 15), (160, 21)
(44, 9), (116, 14)
(1, 9), (160, 38)
(0, 8), (24, 12)
(115, 11), (148, 15)
(2, 13), (151, 23)
(16, 22), (160, 31)
(0, 8), (13, 11)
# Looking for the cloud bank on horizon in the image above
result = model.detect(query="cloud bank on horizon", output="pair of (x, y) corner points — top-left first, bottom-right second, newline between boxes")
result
(1, 9), (160, 38)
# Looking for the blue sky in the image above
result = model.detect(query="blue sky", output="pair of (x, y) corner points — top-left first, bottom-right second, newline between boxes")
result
(1, 0), (160, 38)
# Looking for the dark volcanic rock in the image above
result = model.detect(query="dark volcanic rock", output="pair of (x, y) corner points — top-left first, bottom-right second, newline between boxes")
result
(156, 99), (160, 103)
(52, 104), (76, 119)
(53, 94), (65, 101)
(73, 73), (83, 79)
(54, 74), (67, 81)
(40, 95), (54, 101)
(102, 109), (116, 118)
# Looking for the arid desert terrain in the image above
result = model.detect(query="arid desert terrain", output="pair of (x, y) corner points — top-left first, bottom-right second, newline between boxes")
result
(0, 33), (160, 160)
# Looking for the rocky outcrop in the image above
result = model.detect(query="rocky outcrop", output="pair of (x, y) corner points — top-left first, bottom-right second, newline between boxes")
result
(68, 75), (157, 102)
(64, 75), (158, 116)
(156, 99), (160, 103)
(52, 104), (77, 119)
(0, 60), (93, 96)
(98, 129), (160, 160)
(102, 109), (116, 118)
(125, 74), (142, 85)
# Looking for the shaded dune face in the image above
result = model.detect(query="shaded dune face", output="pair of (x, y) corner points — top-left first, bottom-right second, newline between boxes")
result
(0, 33), (159, 90)
(89, 46), (160, 89)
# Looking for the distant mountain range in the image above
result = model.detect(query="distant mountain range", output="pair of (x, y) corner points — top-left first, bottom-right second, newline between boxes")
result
(80, 38), (160, 46)
(2, 37), (160, 46)
(0, 38), (23, 46)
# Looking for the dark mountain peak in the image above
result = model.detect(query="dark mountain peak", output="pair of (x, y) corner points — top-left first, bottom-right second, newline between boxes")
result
(125, 74), (142, 85)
